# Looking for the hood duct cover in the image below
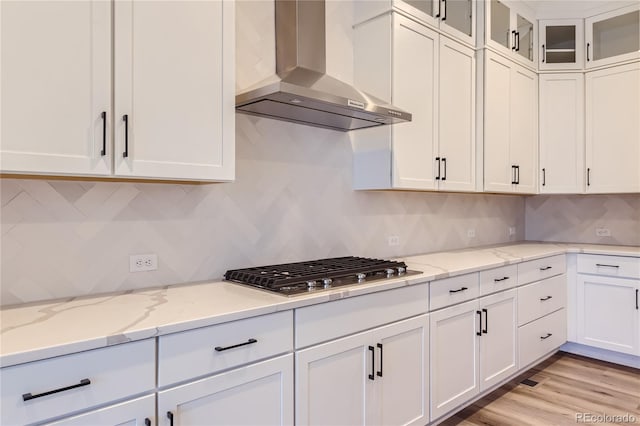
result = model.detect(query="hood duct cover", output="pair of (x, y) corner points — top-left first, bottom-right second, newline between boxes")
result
(235, 0), (412, 132)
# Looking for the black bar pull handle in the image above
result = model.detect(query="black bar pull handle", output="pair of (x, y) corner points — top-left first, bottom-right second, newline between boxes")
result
(449, 287), (468, 294)
(516, 32), (520, 51)
(122, 114), (129, 158)
(542, 44), (545, 62)
(512, 31), (517, 50)
(145, 419), (151, 426)
(100, 112), (107, 156)
(368, 345), (375, 380)
(540, 333), (553, 340)
(167, 411), (174, 426)
(442, 157), (447, 181)
(636, 289), (638, 310)
(596, 264), (619, 268)
(587, 168), (591, 186)
(435, 0), (441, 18)
(435, 157), (441, 180)
(542, 168), (546, 186)
(376, 343), (383, 377)
(587, 42), (590, 61)
(476, 310), (482, 336)
(540, 295), (552, 301)
(540, 266), (552, 271)
(441, 0), (446, 21)
(215, 338), (257, 352)
(23, 378), (91, 402)
(482, 308), (488, 334)
(516, 165), (520, 184)
(494, 276), (509, 282)
(511, 165), (517, 184)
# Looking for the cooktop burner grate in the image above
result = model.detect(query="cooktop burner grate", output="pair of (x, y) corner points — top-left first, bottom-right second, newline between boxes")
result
(224, 256), (416, 296)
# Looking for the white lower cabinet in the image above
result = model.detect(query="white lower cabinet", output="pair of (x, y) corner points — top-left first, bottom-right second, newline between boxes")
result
(295, 315), (429, 426)
(158, 354), (293, 426)
(45, 395), (154, 426)
(429, 289), (517, 421)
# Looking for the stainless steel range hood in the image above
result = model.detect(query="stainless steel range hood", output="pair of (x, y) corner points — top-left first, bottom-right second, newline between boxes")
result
(235, 0), (412, 132)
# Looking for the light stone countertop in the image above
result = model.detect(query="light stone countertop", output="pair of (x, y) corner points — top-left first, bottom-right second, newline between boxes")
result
(1, 242), (638, 368)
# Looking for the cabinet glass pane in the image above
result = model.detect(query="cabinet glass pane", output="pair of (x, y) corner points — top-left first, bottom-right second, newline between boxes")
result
(546, 25), (576, 63)
(445, 0), (472, 36)
(592, 11), (640, 61)
(491, 0), (510, 49)
(405, 0), (435, 18)
(516, 14), (534, 61)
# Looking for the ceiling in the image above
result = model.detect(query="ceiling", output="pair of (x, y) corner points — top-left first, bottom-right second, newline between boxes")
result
(523, 0), (635, 18)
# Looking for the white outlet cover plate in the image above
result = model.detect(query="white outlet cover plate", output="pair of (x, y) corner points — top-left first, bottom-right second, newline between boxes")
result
(130, 254), (158, 272)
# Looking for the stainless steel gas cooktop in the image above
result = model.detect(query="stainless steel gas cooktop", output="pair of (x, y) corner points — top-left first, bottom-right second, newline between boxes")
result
(224, 256), (421, 296)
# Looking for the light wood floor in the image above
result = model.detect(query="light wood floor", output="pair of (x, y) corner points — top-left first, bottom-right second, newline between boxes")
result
(441, 352), (640, 425)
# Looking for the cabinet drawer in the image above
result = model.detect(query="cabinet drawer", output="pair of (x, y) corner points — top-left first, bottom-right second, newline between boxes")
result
(479, 264), (518, 296)
(518, 309), (567, 369)
(158, 311), (293, 387)
(0, 340), (155, 426)
(577, 254), (640, 279)
(518, 274), (566, 326)
(295, 283), (428, 348)
(430, 273), (479, 311)
(517, 255), (566, 285)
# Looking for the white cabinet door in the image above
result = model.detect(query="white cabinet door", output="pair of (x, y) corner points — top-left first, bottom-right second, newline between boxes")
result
(539, 73), (585, 193)
(577, 275), (640, 355)
(114, 0), (234, 181)
(429, 299), (479, 421)
(484, 50), (537, 194)
(374, 315), (429, 426)
(0, 0), (111, 176)
(585, 62), (640, 193)
(539, 19), (584, 71)
(296, 330), (374, 426)
(585, 4), (640, 69)
(391, 15), (438, 190)
(158, 354), (293, 426)
(45, 395), (154, 426)
(509, 64), (537, 194)
(438, 37), (476, 192)
(478, 289), (518, 391)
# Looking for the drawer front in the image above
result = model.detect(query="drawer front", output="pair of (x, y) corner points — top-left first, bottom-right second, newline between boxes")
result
(517, 255), (566, 285)
(0, 339), (155, 426)
(295, 283), (428, 349)
(518, 274), (567, 326)
(430, 273), (480, 311)
(158, 311), (293, 387)
(479, 264), (518, 296)
(518, 309), (567, 369)
(577, 254), (640, 279)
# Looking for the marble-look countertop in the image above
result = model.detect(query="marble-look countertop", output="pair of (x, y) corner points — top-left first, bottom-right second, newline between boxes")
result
(1, 242), (638, 368)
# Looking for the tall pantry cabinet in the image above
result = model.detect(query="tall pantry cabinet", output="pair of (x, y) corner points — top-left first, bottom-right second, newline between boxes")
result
(1, 0), (235, 181)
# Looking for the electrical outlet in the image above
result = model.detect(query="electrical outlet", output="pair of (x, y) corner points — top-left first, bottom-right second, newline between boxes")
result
(595, 228), (611, 237)
(467, 229), (476, 238)
(509, 227), (516, 236)
(130, 254), (158, 272)
(388, 236), (400, 246)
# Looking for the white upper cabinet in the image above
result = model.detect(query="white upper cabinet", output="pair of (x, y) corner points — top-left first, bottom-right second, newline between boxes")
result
(585, 4), (640, 70)
(113, 0), (234, 181)
(354, 0), (476, 47)
(484, 0), (536, 69)
(483, 50), (538, 194)
(353, 13), (476, 192)
(585, 62), (640, 193)
(539, 73), (585, 194)
(539, 19), (584, 71)
(1, 0), (234, 182)
(0, 1), (112, 176)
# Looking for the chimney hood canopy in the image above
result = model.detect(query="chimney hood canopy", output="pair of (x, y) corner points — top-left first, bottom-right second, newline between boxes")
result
(235, 0), (412, 132)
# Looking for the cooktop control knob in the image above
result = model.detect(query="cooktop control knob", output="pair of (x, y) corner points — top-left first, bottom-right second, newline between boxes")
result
(306, 280), (318, 289)
(323, 278), (333, 288)
(397, 266), (406, 274)
(356, 273), (366, 281)
(385, 268), (395, 276)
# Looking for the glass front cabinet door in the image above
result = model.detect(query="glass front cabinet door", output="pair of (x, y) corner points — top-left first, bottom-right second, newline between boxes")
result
(486, 0), (536, 68)
(539, 19), (583, 70)
(402, 0), (476, 46)
(585, 4), (640, 69)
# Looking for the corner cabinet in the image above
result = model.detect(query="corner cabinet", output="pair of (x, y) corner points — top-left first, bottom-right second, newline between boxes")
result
(483, 50), (537, 194)
(585, 62), (640, 193)
(0, 0), (235, 182)
(585, 4), (640, 70)
(353, 13), (476, 192)
(538, 19), (584, 71)
(539, 73), (584, 193)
